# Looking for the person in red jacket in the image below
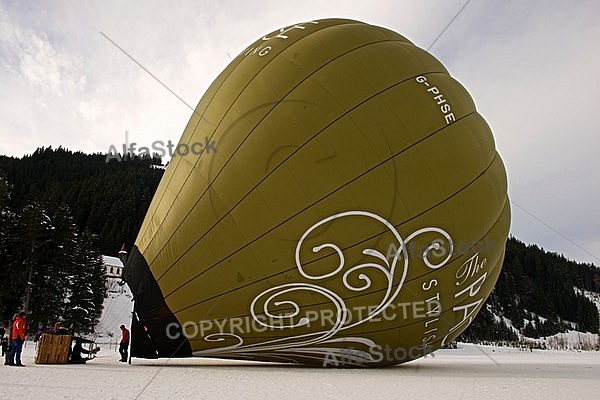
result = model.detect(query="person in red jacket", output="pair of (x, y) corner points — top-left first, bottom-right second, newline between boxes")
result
(9, 311), (26, 366)
(119, 324), (129, 362)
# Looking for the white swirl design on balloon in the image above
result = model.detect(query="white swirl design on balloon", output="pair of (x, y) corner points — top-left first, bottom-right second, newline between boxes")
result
(193, 210), (453, 365)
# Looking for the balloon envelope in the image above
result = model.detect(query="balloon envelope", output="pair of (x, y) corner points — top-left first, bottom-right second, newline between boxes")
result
(124, 18), (510, 367)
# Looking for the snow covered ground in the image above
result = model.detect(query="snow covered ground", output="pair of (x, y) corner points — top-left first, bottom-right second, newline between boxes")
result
(2, 342), (598, 399)
(5, 277), (596, 399)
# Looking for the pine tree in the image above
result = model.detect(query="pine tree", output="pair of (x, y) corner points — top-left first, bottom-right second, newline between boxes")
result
(64, 231), (106, 334)
(2, 198), (107, 333)
(0, 174), (23, 323)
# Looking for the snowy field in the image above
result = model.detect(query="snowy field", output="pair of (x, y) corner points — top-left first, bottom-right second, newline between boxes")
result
(2, 342), (598, 399)
(4, 277), (596, 399)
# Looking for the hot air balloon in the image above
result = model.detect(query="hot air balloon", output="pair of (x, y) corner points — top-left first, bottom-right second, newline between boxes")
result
(124, 18), (510, 367)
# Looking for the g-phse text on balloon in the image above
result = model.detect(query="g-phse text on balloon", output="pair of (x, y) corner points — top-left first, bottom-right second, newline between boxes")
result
(415, 75), (456, 124)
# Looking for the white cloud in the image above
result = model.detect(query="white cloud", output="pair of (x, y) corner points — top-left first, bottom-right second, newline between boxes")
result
(0, 13), (86, 95)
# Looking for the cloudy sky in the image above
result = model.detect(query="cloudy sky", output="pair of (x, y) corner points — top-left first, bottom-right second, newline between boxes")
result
(1, 0), (599, 265)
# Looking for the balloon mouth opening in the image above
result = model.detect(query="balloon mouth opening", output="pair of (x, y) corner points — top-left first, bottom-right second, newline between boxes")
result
(124, 245), (193, 359)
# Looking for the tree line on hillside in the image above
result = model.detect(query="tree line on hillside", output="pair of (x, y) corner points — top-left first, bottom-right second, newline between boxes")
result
(0, 146), (164, 255)
(461, 237), (600, 342)
(0, 147), (163, 333)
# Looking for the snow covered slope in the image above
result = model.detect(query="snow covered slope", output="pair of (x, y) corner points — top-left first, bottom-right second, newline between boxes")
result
(95, 277), (133, 342)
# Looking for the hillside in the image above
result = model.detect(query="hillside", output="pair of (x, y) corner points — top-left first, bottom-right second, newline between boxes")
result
(0, 146), (164, 254)
(96, 277), (134, 342)
(461, 237), (600, 345)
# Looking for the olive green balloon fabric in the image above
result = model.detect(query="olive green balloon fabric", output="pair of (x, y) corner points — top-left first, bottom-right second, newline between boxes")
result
(125, 18), (510, 367)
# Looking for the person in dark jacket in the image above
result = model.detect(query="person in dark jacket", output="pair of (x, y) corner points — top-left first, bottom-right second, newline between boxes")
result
(0, 326), (6, 357)
(69, 337), (100, 364)
(34, 321), (70, 342)
(3, 320), (11, 365)
(1, 337), (8, 357)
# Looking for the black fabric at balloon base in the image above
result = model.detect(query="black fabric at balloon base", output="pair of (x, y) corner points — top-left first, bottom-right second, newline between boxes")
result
(124, 245), (192, 358)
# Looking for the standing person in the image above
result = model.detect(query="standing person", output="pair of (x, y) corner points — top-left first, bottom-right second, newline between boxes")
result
(1, 337), (8, 358)
(0, 325), (6, 357)
(119, 324), (129, 362)
(9, 311), (26, 366)
(3, 319), (11, 365)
